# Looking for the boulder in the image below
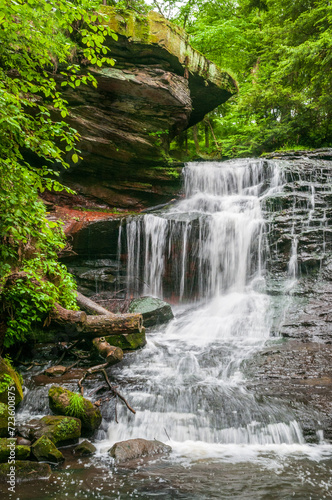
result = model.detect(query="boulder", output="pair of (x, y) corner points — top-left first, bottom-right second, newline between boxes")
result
(0, 403), (9, 438)
(48, 386), (102, 433)
(0, 438), (30, 462)
(73, 440), (96, 457)
(31, 436), (64, 464)
(59, 8), (236, 209)
(128, 296), (174, 327)
(18, 415), (81, 447)
(0, 358), (23, 406)
(0, 461), (51, 482)
(109, 438), (171, 462)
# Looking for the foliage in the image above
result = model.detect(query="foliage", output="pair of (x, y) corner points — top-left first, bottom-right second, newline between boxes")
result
(0, 0), (118, 347)
(164, 0), (332, 156)
(65, 393), (86, 419)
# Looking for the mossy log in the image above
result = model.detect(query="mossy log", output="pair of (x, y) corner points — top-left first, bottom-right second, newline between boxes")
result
(83, 314), (143, 336)
(50, 303), (87, 328)
(92, 337), (124, 365)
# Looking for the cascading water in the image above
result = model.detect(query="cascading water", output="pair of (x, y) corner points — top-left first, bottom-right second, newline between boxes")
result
(107, 159), (316, 452)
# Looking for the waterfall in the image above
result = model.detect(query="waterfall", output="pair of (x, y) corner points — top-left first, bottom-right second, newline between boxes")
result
(124, 159), (282, 301)
(104, 159), (316, 451)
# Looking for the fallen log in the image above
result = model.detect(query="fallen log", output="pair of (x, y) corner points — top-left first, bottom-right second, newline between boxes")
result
(83, 314), (143, 336)
(50, 303), (87, 329)
(76, 291), (113, 316)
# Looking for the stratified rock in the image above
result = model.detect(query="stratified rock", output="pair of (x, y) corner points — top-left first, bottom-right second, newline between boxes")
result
(0, 438), (30, 462)
(31, 436), (64, 464)
(128, 296), (174, 327)
(48, 386), (102, 433)
(59, 8), (236, 209)
(18, 415), (81, 447)
(109, 438), (171, 462)
(0, 461), (51, 482)
(0, 404), (9, 438)
(44, 366), (67, 377)
(0, 357), (23, 406)
(73, 440), (96, 457)
(104, 329), (146, 350)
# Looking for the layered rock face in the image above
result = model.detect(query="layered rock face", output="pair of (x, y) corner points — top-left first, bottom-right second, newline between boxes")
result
(60, 8), (236, 208)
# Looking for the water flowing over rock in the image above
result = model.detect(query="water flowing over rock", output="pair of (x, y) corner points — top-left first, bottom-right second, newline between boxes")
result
(58, 8), (236, 209)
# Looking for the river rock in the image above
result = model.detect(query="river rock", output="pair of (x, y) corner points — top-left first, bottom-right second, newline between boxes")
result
(18, 415), (81, 446)
(0, 461), (51, 482)
(128, 296), (174, 327)
(31, 436), (64, 464)
(0, 438), (30, 462)
(48, 386), (102, 433)
(109, 438), (172, 462)
(73, 440), (96, 457)
(0, 357), (23, 406)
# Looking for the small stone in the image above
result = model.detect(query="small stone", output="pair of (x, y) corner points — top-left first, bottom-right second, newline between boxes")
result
(73, 440), (96, 457)
(31, 436), (64, 464)
(109, 438), (172, 462)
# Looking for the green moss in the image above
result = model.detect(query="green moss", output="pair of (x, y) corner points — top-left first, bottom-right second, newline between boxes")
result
(40, 415), (81, 446)
(0, 461), (51, 482)
(0, 438), (30, 462)
(105, 329), (146, 350)
(0, 404), (9, 438)
(31, 435), (64, 463)
(0, 358), (23, 406)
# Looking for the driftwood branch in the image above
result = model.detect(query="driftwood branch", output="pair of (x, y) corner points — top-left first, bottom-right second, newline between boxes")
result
(76, 291), (113, 316)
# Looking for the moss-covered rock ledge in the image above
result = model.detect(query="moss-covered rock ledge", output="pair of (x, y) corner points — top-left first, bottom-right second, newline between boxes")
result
(60, 8), (236, 209)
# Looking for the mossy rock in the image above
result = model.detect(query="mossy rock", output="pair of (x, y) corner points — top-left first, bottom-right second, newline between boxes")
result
(48, 386), (102, 433)
(31, 435), (64, 464)
(0, 461), (51, 483)
(0, 358), (23, 406)
(0, 438), (30, 462)
(0, 403), (9, 438)
(73, 440), (96, 457)
(19, 415), (81, 447)
(128, 296), (174, 327)
(104, 328), (146, 350)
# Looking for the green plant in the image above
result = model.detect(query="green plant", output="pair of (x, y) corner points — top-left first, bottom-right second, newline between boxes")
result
(65, 393), (86, 420)
(0, 374), (13, 393)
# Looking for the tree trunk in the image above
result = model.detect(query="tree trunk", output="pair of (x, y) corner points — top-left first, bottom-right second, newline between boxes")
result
(92, 337), (123, 365)
(83, 314), (143, 337)
(204, 122), (209, 149)
(76, 291), (113, 316)
(50, 304), (87, 329)
(192, 125), (200, 153)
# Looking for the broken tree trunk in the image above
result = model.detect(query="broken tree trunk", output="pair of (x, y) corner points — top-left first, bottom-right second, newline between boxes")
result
(83, 314), (143, 336)
(92, 337), (124, 365)
(50, 303), (87, 329)
(76, 291), (113, 316)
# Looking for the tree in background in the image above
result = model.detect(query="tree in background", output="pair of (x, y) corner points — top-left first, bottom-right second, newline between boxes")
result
(0, 0), (117, 350)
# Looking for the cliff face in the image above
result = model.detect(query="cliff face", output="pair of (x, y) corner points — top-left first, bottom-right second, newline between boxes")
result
(60, 8), (236, 209)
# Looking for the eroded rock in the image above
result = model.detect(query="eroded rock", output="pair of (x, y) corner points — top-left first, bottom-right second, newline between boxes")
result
(128, 296), (174, 327)
(73, 440), (96, 457)
(31, 436), (64, 464)
(18, 415), (81, 446)
(0, 438), (30, 462)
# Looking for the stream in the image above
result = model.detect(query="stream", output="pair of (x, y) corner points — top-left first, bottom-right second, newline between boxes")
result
(9, 159), (332, 499)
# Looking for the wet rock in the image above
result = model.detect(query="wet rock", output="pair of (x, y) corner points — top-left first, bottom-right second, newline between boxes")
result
(0, 358), (23, 406)
(0, 404), (10, 438)
(18, 415), (81, 446)
(0, 461), (51, 482)
(104, 329), (146, 350)
(109, 438), (171, 462)
(128, 296), (174, 327)
(16, 437), (31, 446)
(44, 366), (67, 377)
(31, 436), (64, 464)
(48, 386), (102, 433)
(0, 438), (30, 462)
(73, 440), (96, 457)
